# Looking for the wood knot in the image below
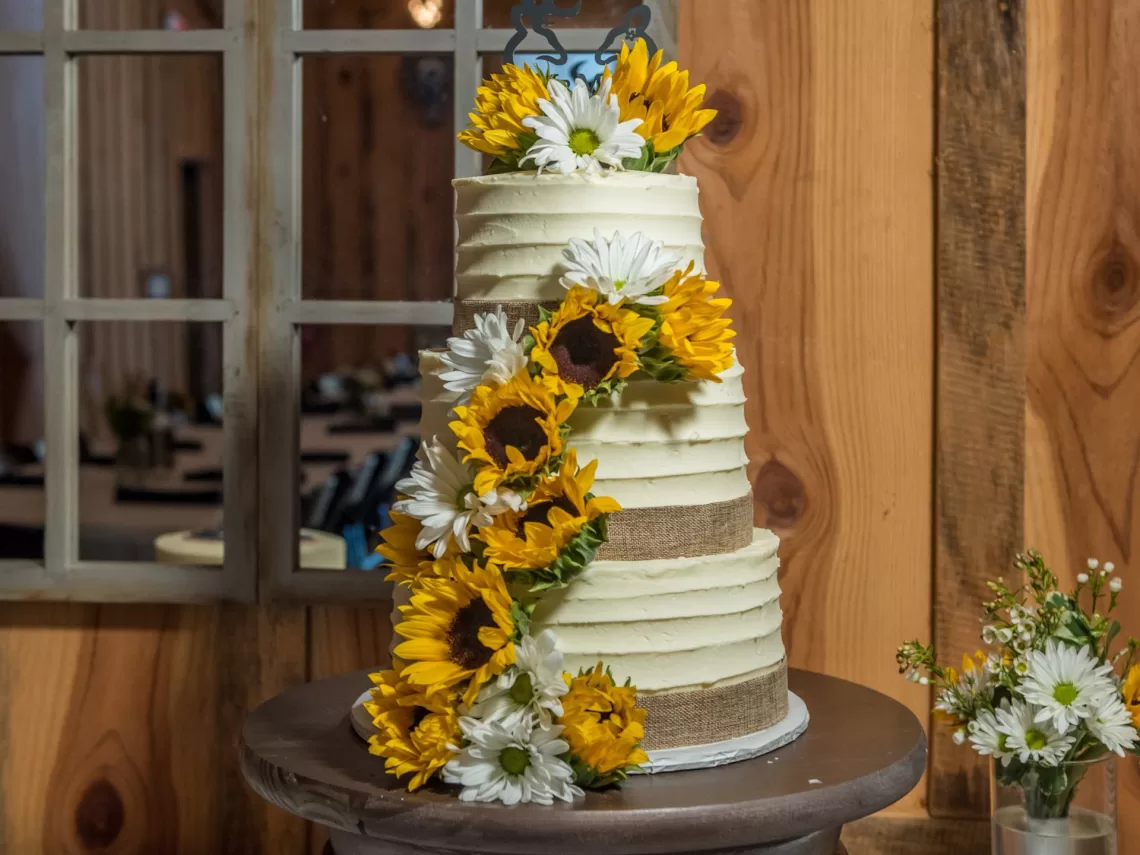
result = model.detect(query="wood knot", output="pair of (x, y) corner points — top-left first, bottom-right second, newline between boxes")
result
(754, 460), (806, 530)
(75, 778), (124, 849)
(1089, 242), (1138, 322)
(704, 90), (744, 145)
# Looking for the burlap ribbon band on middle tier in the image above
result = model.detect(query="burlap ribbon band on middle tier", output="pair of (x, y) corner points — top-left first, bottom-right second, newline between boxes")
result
(598, 494), (754, 560)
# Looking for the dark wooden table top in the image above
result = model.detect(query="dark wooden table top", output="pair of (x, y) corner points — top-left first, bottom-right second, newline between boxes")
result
(241, 668), (925, 853)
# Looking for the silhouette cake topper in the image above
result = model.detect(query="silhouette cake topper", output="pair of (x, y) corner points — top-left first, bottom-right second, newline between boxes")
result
(502, 0), (656, 68)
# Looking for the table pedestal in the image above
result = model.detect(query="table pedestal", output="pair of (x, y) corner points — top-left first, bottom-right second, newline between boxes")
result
(328, 826), (844, 854)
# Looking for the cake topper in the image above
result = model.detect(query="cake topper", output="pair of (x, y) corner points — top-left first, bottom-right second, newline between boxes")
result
(502, 0), (655, 67)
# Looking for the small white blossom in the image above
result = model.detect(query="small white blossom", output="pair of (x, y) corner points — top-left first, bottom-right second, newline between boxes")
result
(1104, 562), (1116, 573)
(436, 307), (527, 404)
(444, 718), (582, 806)
(952, 728), (967, 745)
(1077, 572), (1090, 585)
(997, 627), (1014, 643)
(996, 700), (1075, 767)
(919, 676), (930, 686)
(1110, 578), (1123, 593)
(1021, 640), (1116, 734)
(1088, 558), (1100, 570)
(983, 625), (1000, 645)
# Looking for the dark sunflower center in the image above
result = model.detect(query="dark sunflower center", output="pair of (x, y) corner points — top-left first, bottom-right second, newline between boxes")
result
(550, 316), (620, 391)
(447, 598), (496, 670)
(484, 406), (547, 467)
(519, 496), (579, 528)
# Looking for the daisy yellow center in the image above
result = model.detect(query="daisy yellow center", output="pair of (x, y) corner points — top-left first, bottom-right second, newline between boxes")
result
(500, 746), (531, 776)
(997, 734), (1008, 752)
(509, 672), (535, 706)
(484, 406), (547, 467)
(519, 496), (578, 528)
(1053, 682), (1079, 707)
(613, 279), (627, 290)
(1024, 729), (1049, 751)
(447, 598), (496, 670)
(550, 316), (619, 390)
(568, 128), (601, 156)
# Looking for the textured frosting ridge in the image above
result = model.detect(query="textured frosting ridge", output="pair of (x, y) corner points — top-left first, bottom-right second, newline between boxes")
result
(454, 172), (705, 303)
(529, 529), (785, 693)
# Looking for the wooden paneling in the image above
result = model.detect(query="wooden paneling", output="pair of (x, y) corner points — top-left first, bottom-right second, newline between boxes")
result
(931, 0), (1027, 818)
(680, 0), (934, 815)
(1025, 0), (1140, 842)
(0, 603), (307, 854)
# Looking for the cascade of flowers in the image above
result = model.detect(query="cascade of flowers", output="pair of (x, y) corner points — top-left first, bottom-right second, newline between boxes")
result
(458, 38), (717, 174)
(897, 551), (1140, 820)
(365, 225), (734, 804)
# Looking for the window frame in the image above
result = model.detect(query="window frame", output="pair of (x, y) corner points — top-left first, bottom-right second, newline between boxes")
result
(0, 0), (674, 602)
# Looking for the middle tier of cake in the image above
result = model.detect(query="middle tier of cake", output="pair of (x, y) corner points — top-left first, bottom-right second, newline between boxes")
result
(418, 349), (755, 560)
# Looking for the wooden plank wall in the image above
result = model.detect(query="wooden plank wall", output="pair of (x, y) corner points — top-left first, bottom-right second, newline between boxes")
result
(679, 0), (935, 817)
(1025, 0), (1140, 845)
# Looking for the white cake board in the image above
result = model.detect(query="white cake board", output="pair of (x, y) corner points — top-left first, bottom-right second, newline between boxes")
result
(350, 689), (809, 774)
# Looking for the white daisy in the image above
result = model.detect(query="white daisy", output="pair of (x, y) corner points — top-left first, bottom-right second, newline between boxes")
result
(436, 307), (527, 404)
(995, 699), (1074, 766)
(443, 717), (582, 806)
(469, 630), (568, 730)
(393, 438), (520, 557)
(521, 77), (644, 175)
(559, 229), (681, 306)
(1087, 695), (1140, 757)
(1021, 640), (1116, 734)
(968, 707), (1015, 766)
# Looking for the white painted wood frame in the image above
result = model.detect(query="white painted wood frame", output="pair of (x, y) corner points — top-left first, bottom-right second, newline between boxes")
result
(0, 0), (257, 602)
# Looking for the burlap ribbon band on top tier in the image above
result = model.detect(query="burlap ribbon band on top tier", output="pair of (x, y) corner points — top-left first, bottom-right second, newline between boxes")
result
(637, 661), (790, 751)
(598, 494), (754, 561)
(453, 299), (556, 335)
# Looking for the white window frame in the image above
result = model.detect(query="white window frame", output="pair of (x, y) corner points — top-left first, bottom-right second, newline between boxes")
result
(0, 0), (673, 603)
(0, 0), (258, 602)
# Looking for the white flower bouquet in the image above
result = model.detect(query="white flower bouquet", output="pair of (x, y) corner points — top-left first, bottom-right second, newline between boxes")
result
(897, 551), (1140, 821)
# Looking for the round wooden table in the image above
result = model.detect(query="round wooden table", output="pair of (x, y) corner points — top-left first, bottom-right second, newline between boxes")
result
(240, 669), (926, 855)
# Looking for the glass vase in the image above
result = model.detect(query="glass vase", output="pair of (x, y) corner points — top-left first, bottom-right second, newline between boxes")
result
(991, 758), (1117, 855)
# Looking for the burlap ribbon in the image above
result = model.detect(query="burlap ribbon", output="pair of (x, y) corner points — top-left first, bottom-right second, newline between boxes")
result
(453, 299), (555, 335)
(637, 661), (790, 751)
(598, 494), (754, 561)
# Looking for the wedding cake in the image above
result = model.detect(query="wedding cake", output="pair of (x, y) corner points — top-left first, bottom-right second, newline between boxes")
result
(359, 40), (798, 807)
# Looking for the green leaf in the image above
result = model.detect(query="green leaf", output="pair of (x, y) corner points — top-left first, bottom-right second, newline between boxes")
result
(509, 599), (532, 639)
(622, 141), (653, 172)
(579, 377), (627, 407)
(510, 515), (610, 593)
(537, 305), (554, 324)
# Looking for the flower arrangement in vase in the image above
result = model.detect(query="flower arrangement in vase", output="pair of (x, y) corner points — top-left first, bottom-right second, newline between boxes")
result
(897, 551), (1140, 854)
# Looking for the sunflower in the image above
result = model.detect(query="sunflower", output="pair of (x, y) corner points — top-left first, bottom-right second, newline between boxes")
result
(394, 558), (519, 706)
(366, 664), (461, 792)
(477, 449), (621, 571)
(531, 286), (654, 400)
(558, 663), (648, 784)
(655, 262), (736, 382)
(450, 374), (578, 495)
(377, 510), (444, 586)
(1123, 665), (1140, 730)
(603, 39), (718, 154)
(457, 63), (549, 158)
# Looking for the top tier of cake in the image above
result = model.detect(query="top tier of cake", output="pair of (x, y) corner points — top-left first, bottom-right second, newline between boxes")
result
(454, 172), (705, 304)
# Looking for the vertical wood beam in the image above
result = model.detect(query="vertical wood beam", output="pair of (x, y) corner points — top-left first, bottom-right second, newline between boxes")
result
(933, 0), (1026, 817)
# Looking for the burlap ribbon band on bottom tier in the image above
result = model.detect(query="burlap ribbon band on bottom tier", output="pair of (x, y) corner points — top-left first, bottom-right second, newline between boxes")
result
(637, 661), (790, 751)
(453, 299), (556, 335)
(597, 494), (755, 561)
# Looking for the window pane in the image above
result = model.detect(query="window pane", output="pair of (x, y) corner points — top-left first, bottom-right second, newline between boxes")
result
(76, 321), (225, 563)
(0, 2), (41, 30)
(0, 322), (44, 559)
(483, 0), (646, 28)
(78, 55), (224, 299)
(303, 0), (454, 29)
(79, 1), (222, 30)
(0, 57), (44, 299)
(298, 323), (449, 570)
(302, 55), (454, 301)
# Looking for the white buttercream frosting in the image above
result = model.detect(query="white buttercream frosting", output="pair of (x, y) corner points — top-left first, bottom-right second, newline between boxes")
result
(417, 350), (751, 510)
(454, 172), (705, 303)
(530, 530), (785, 692)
